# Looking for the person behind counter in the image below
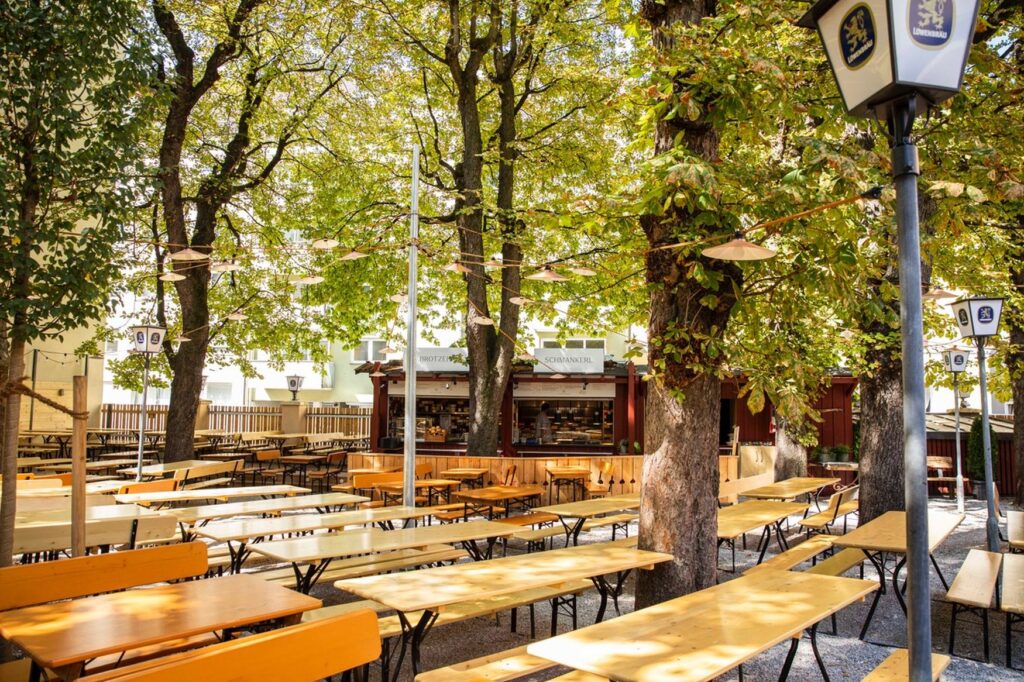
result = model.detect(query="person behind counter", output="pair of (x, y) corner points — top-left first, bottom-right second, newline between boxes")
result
(535, 402), (553, 444)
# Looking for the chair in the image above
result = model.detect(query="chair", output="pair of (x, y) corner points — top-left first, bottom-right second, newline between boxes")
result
(308, 451), (348, 493)
(798, 485), (860, 536)
(585, 461), (615, 499)
(502, 465), (517, 486)
(242, 449), (285, 485)
(118, 479), (178, 496)
(414, 462), (433, 478)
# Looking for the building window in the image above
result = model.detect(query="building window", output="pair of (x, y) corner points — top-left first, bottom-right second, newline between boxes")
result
(105, 340), (119, 354)
(352, 339), (387, 364)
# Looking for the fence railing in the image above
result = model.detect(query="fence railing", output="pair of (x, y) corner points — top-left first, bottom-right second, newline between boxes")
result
(100, 403), (370, 437)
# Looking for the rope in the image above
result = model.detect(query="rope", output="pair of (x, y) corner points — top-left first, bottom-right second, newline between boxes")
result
(0, 378), (90, 420)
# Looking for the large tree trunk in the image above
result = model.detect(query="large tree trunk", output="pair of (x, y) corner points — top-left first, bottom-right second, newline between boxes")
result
(0, 338), (25, 567)
(858, 340), (904, 522)
(635, 0), (730, 607)
(774, 415), (808, 480)
(1008, 216), (1024, 507)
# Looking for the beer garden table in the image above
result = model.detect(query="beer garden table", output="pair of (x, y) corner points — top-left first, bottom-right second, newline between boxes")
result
(717, 500), (809, 570)
(528, 569), (878, 682)
(533, 493), (641, 546)
(166, 492), (370, 529)
(117, 459), (219, 478)
(439, 467), (489, 488)
(833, 510), (964, 639)
(545, 466), (591, 503)
(250, 519), (518, 592)
(0, 574), (319, 681)
(378, 478), (460, 506)
(335, 540), (673, 679)
(112, 484), (310, 507)
(740, 476), (841, 510)
(453, 484), (545, 519)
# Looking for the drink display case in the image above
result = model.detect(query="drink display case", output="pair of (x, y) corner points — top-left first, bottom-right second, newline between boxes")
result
(513, 399), (613, 446)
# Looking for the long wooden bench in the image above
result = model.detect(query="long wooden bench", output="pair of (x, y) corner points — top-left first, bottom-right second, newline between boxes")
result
(256, 545), (467, 588)
(0, 543), (210, 681)
(862, 649), (951, 681)
(581, 512), (636, 539)
(946, 548), (1001, 662)
(798, 485), (859, 536)
(175, 459), (242, 490)
(414, 642), (606, 682)
(803, 548), (867, 635)
(492, 512), (559, 527)
(926, 456), (958, 494)
(744, 534), (836, 575)
(82, 609), (382, 681)
(13, 514), (178, 557)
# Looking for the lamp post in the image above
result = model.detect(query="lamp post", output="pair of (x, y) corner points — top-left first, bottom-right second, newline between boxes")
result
(799, 2), (981, 678)
(943, 349), (971, 514)
(286, 374), (304, 402)
(130, 325), (165, 482)
(950, 297), (1004, 551)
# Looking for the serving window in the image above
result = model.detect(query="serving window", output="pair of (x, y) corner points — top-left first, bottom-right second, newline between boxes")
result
(387, 396), (471, 443)
(513, 399), (613, 446)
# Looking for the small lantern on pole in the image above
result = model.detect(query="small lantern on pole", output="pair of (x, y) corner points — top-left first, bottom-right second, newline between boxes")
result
(950, 297), (1003, 551)
(943, 348), (971, 514)
(130, 325), (165, 482)
(799, 2), (982, 678)
(286, 374), (304, 402)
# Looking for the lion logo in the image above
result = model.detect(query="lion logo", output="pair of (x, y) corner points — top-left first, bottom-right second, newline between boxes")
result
(840, 4), (876, 69)
(910, 0), (954, 47)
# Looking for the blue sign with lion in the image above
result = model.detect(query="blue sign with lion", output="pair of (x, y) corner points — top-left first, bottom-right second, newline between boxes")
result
(910, 0), (954, 48)
(840, 4), (876, 69)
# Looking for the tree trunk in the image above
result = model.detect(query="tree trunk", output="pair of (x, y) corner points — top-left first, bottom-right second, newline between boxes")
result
(1008, 216), (1024, 508)
(163, 272), (210, 461)
(635, 0), (732, 607)
(0, 338), (25, 567)
(774, 415), (808, 480)
(858, 336), (905, 522)
(637, 375), (722, 605)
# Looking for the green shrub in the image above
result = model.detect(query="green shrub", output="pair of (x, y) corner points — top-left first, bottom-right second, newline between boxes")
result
(966, 417), (998, 481)
(830, 444), (851, 462)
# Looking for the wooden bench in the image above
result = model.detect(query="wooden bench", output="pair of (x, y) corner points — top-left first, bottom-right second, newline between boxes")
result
(174, 459), (242, 490)
(581, 513), (637, 539)
(81, 609), (381, 681)
(799, 485), (859, 536)
(13, 514), (178, 557)
(492, 512), (559, 527)
(803, 548), (867, 635)
(744, 534), (836, 575)
(862, 649), (950, 681)
(0, 543), (210, 681)
(926, 456), (958, 494)
(257, 545), (467, 588)
(414, 643), (606, 682)
(511, 526), (564, 552)
(946, 548), (1001, 662)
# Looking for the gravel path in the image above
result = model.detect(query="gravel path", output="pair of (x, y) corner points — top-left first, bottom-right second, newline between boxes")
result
(299, 498), (1021, 680)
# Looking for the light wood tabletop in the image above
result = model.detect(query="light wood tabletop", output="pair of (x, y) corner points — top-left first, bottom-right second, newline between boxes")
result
(0, 574), (320, 680)
(35, 459), (147, 473)
(440, 467), (489, 478)
(15, 504), (155, 527)
(196, 508), (396, 544)
(166, 492), (369, 525)
(1001, 553), (1024, 614)
(534, 493), (641, 518)
(117, 459), (213, 477)
(833, 510), (964, 555)
(546, 466), (591, 478)
(717, 501), (808, 539)
(455, 484), (545, 503)
(335, 540), (671, 614)
(113, 484), (310, 506)
(740, 477), (840, 501)
(528, 569), (877, 682)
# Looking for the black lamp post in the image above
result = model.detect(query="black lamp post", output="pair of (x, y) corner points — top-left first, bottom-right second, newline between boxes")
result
(799, 2), (981, 679)
(130, 325), (165, 482)
(286, 374), (304, 402)
(950, 297), (1004, 550)
(943, 349), (971, 514)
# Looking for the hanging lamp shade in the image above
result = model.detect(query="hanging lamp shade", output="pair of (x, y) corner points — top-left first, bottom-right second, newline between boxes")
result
(168, 247), (209, 262)
(569, 267), (597, 276)
(311, 238), (339, 250)
(381, 345), (398, 354)
(509, 296), (531, 306)
(470, 315), (495, 326)
(340, 250), (368, 261)
(173, 334), (190, 344)
(526, 266), (568, 282)
(702, 232), (776, 261)
(483, 259), (503, 267)
(389, 293), (408, 304)
(158, 272), (185, 282)
(550, 373), (567, 380)
(297, 275), (324, 285)
(211, 262), (240, 273)
(444, 262), (471, 274)
(923, 287), (957, 301)
(226, 311), (247, 321)
(517, 352), (537, 361)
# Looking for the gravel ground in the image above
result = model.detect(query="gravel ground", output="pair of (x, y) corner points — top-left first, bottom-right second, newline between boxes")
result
(295, 498), (1023, 681)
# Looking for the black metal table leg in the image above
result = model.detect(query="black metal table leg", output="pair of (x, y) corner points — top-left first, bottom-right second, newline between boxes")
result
(891, 555), (908, 615)
(777, 635), (801, 681)
(859, 551), (887, 640)
(809, 622), (830, 681)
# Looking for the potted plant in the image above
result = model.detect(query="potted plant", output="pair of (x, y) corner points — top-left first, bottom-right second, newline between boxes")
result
(830, 444), (851, 463)
(967, 417), (998, 500)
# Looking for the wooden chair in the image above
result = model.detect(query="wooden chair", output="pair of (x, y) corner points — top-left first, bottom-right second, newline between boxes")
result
(307, 451), (348, 493)
(946, 548), (1001, 662)
(414, 462), (433, 478)
(84, 610), (381, 682)
(502, 465), (517, 486)
(241, 449), (285, 485)
(799, 485), (859, 536)
(118, 479), (178, 496)
(352, 472), (405, 508)
(584, 461), (615, 499)
(1008, 509), (1024, 553)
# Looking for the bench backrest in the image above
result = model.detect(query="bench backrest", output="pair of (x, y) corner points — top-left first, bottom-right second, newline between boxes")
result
(0, 542), (208, 611)
(119, 479), (178, 495)
(502, 465), (517, 486)
(10, 494), (116, 513)
(35, 473), (73, 486)
(86, 610), (381, 681)
(947, 548), (1001, 608)
(720, 471), (775, 504)
(414, 462), (433, 478)
(351, 472), (403, 489)
(10, 478), (63, 490)
(173, 459), (240, 482)
(1009, 510), (1024, 545)
(256, 449), (281, 462)
(926, 455), (953, 471)
(12, 514), (179, 556)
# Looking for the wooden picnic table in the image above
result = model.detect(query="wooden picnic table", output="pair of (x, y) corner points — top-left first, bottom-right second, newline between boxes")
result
(527, 568), (878, 682)
(252, 519), (517, 592)
(0, 574), (320, 681)
(740, 476), (840, 508)
(194, 505), (424, 572)
(117, 459), (214, 478)
(113, 484), (310, 507)
(280, 453), (327, 486)
(35, 459), (149, 474)
(545, 466), (591, 503)
(454, 484), (545, 519)
(166, 492), (370, 527)
(336, 540), (672, 678)
(533, 493), (641, 545)
(378, 478), (460, 506)
(439, 467), (489, 488)
(834, 509), (963, 639)
(16, 480), (127, 497)
(717, 500), (808, 570)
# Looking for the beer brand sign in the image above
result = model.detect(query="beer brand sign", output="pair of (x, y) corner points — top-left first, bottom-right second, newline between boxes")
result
(909, 0), (954, 48)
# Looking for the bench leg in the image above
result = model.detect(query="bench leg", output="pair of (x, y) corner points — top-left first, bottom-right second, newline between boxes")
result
(984, 608), (990, 663)
(1008, 612), (1015, 669)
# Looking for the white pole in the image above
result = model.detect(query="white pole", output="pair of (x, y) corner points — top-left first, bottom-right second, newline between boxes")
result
(403, 147), (419, 508)
(135, 354), (150, 482)
(953, 373), (964, 514)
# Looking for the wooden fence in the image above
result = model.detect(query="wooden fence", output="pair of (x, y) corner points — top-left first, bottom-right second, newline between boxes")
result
(100, 403), (370, 437)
